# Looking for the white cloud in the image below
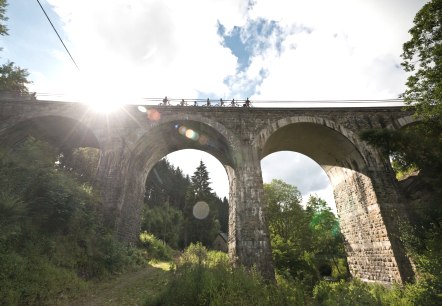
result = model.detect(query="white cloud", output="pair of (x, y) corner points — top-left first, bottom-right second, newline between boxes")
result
(44, 0), (250, 101)
(261, 152), (334, 207)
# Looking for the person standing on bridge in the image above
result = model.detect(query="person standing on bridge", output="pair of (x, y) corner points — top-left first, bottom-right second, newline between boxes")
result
(162, 96), (169, 106)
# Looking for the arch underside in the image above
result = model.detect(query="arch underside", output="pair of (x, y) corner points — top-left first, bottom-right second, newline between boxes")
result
(0, 116), (100, 150)
(261, 121), (406, 283)
(115, 119), (236, 242)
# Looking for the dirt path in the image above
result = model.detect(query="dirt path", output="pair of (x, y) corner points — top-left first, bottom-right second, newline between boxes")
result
(63, 264), (170, 306)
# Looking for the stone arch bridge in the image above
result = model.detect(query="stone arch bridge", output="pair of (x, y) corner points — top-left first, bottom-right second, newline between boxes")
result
(0, 99), (416, 283)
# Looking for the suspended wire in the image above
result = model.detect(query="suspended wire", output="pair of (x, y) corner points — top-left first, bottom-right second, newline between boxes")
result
(35, 0), (80, 71)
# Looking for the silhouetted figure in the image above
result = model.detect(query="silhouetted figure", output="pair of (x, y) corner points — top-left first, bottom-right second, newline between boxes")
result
(180, 99), (185, 106)
(206, 98), (211, 106)
(194, 100), (198, 106)
(219, 98), (224, 106)
(162, 96), (169, 105)
(243, 97), (250, 107)
(231, 99), (236, 107)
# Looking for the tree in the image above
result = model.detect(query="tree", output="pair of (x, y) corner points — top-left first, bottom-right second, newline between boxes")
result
(144, 159), (190, 210)
(263, 179), (316, 284)
(183, 161), (220, 247)
(188, 160), (212, 198)
(0, 0), (8, 36)
(264, 179), (308, 241)
(0, 61), (31, 95)
(141, 206), (184, 249)
(306, 195), (347, 277)
(0, 1), (32, 96)
(401, 0), (442, 122)
(218, 196), (229, 233)
(58, 147), (100, 185)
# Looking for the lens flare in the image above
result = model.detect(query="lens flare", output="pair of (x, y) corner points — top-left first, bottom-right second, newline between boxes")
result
(147, 109), (161, 121)
(176, 125), (210, 145)
(138, 106), (147, 113)
(185, 129), (199, 141)
(193, 201), (210, 220)
(198, 134), (209, 145)
(178, 126), (187, 135)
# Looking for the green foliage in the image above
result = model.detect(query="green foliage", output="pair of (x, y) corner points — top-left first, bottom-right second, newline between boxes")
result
(360, 122), (442, 292)
(307, 195), (347, 279)
(147, 244), (306, 306)
(0, 1), (32, 96)
(401, 0), (442, 122)
(177, 242), (209, 267)
(0, 61), (31, 95)
(145, 159), (191, 210)
(139, 231), (173, 261)
(313, 279), (442, 306)
(0, 0), (7, 36)
(0, 252), (87, 305)
(58, 147), (100, 184)
(144, 159), (227, 249)
(183, 161), (221, 247)
(263, 180), (348, 287)
(313, 279), (383, 306)
(264, 179), (307, 241)
(360, 125), (442, 180)
(0, 138), (147, 304)
(142, 206), (184, 249)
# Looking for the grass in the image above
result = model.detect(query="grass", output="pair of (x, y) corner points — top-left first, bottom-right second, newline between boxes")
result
(62, 262), (171, 306)
(149, 260), (172, 271)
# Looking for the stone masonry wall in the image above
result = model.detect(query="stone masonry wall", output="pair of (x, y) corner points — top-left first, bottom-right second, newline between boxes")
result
(333, 168), (403, 283)
(0, 100), (415, 283)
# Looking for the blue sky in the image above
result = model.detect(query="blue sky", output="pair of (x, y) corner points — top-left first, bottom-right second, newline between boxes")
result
(0, 0), (423, 208)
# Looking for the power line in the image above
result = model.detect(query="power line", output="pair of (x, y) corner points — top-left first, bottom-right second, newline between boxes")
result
(35, 0), (80, 71)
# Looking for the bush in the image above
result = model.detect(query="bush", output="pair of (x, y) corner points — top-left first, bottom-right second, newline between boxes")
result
(0, 252), (86, 305)
(139, 231), (173, 261)
(313, 278), (442, 306)
(147, 244), (306, 306)
(0, 139), (149, 303)
(313, 279), (382, 306)
(147, 264), (305, 306)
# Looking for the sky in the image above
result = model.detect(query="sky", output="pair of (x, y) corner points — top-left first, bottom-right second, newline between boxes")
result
(1, 0), (424, 209)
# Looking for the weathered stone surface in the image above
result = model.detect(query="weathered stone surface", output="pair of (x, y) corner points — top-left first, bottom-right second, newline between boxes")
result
(0, 99), (416, 283)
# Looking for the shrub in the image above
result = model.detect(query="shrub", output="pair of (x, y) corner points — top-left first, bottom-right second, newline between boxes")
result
(0, 139), (149, 303)
(313, 279), (382, 306)
(139, 231), (173, 261)
(147, 244), (306, 306)
(0, 252), (86, 305)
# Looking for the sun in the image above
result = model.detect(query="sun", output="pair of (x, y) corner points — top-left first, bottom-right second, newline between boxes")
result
(77, 83), (128, 113)
(85, 98), (123, 113)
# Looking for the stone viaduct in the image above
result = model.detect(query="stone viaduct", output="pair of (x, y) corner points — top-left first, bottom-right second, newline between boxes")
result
(0, 99), (416, 283)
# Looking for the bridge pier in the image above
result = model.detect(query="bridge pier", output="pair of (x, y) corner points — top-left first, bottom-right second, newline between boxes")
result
(331, 165), (414, 283)
(228, 146), (275, 281)
(94, 140), (129, 231)
(95, 140), (151, 243)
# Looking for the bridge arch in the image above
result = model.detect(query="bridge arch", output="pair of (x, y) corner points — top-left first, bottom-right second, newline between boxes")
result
(113, 116), (240, 248)
(256, 115), (368, 169)
(0, 115), (101, 150)
(255, 115), (413, 283)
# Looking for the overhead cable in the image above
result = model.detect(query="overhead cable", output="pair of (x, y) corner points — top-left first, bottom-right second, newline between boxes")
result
(35, 0), (80, 71)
